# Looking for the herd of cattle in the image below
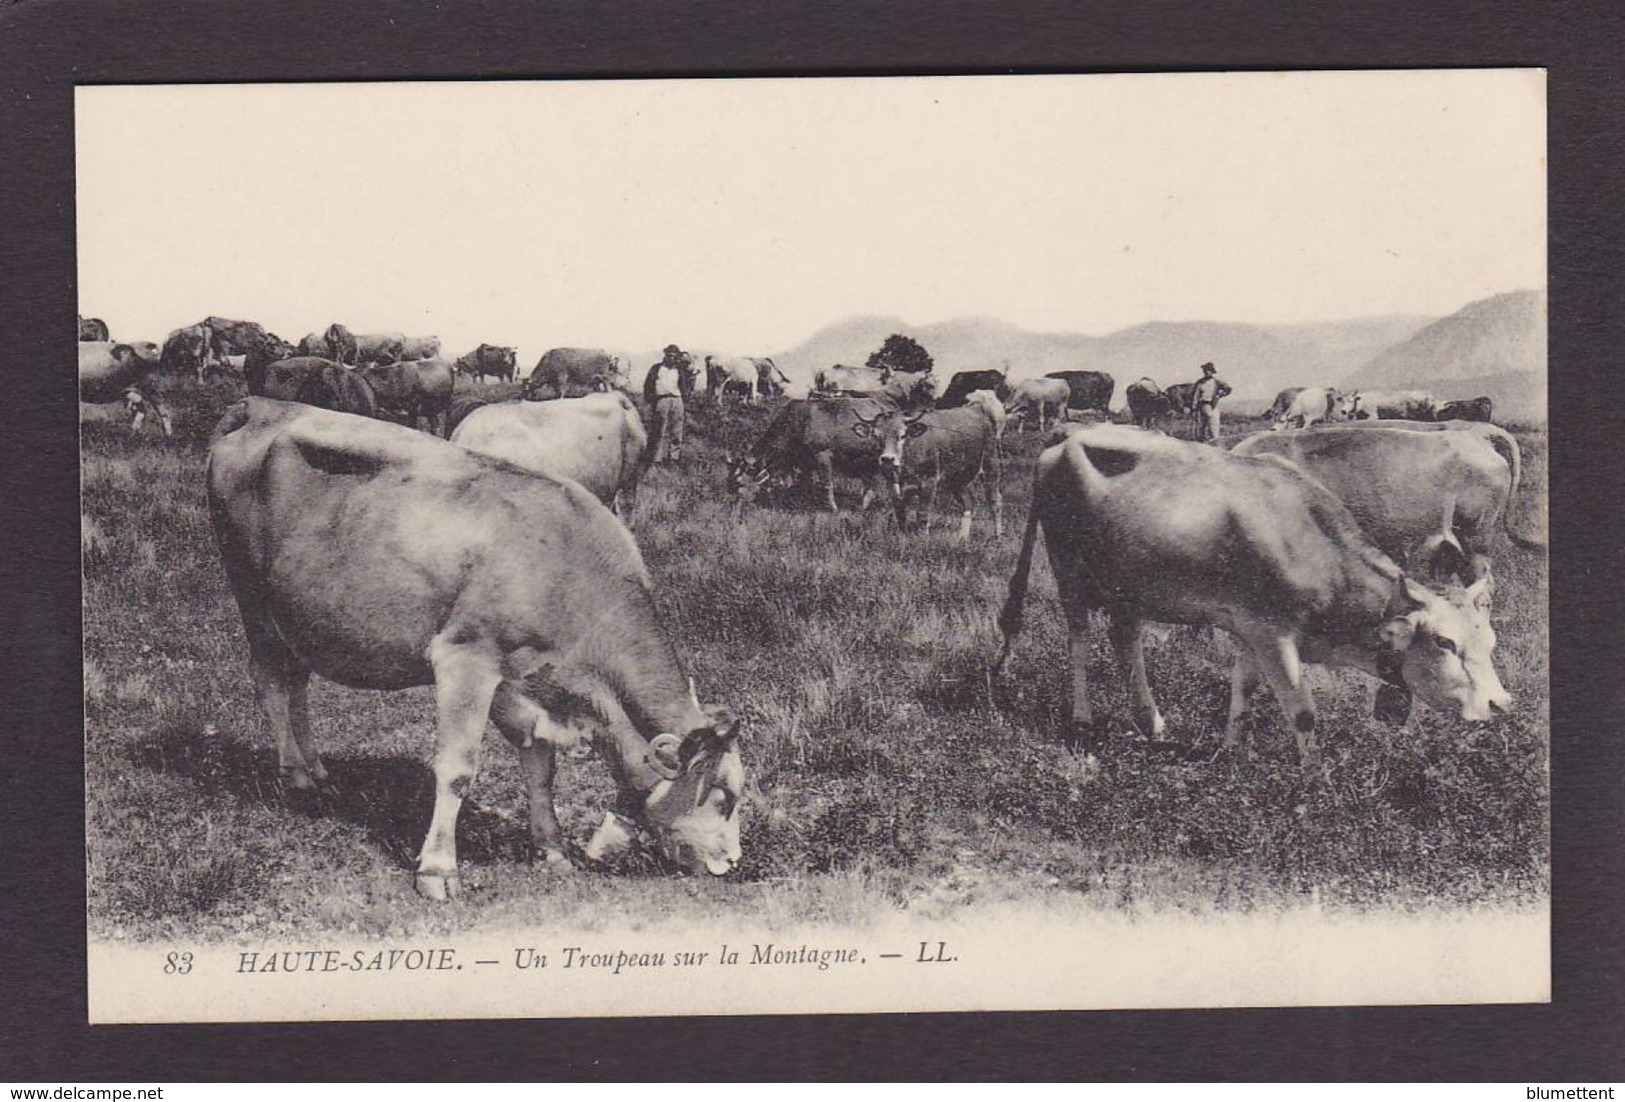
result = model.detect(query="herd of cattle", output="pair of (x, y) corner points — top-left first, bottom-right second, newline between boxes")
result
(81, 312), (1537, 901)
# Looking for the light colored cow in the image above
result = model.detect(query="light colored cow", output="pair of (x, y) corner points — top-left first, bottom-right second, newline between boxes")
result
(452, 391), (649, 513)
(208, 399), (744, 900)
(1272, 386), (1349, 429)
(997, 425), (1511, 764)
(1006, 377), (1072, 432)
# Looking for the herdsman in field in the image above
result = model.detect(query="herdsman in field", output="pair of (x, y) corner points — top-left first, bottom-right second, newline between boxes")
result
(644, 344), (694, 464)
(1191, 361), (1232, 442)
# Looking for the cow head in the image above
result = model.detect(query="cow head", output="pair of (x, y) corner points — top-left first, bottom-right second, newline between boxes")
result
(1328, 389), (1351, 421)
(876, 409), (928, 476)
(619, 706), (744, 876)
(1375, 576), (1511, 723)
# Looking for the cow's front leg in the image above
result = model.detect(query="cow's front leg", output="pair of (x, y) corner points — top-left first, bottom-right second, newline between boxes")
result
(417, 637), (502, 901)
(1248, 632), (1319, 767)
(816, 452), (838, 512)
(1108, 615), (1165, 738)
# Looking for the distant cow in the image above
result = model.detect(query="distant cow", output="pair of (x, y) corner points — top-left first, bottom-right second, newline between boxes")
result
(1436, 396), (1494, 423)
(527, 347), (623, 401)
(1045, 370), (1114, 414)
(878, 391), (1005, 539)
(78, 316), (110, 342)
(1267, 387), (1306, 421)
(755, 358), (792, 398)
(1350, 389), (1436, 421)
(936, 369), (1011, 408)
(1009, 377), (1073, 432)
(357, 358), (457, 434)
(247, 355), (378, 418)
(399, 335), (442, 361)
(813, 365), (936, 409)
(203, 317), (280, 364)
(705, 356), (767, 405)
(352, 331), (407, 366)
(297, 332), (328, 357)
(996, 424), (1511, 761)
(452, 391), (648, 514)
(455, 344), (519, 385)
(79, 341), (171, 436)
(160, 324), (214, 381)
(1233, 423), (1529, 589)
(323, 323), (359, 365)
(207, 398), (744, 899)
(726, 396), (900, 513)
(1124, 378), (1173, 430)
(1272, 386), (1349, 430)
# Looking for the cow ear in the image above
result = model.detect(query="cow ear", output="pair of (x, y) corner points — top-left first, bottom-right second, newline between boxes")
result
(1386, 576), (1430, 616)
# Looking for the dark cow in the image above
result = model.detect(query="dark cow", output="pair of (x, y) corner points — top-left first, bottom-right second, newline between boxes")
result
(1046, 370), (1115, 414)
(1124, 378), (1173, 430)
(357, 358), (457, 434)
(528, 347), (624, 401)
(936, 369), (1012, 409)
(443, 392), (496, 438)
(247, 356), (378, 418)
(160, 324), (214, 380)
(203, 317), (278, 363)
(996, 425), (1511, 762)
(297, 332), (328, 357)
(1233, 423), (1530, 590)
(455, 343), (518, 384)
(877, 391), (1005, 539)
(726, 397), (901, 513)
(79, 341), (171, 436)
(452, 391), (649, 514)
(1435, 396), (1494, 423)
(78, 316), (110, 342)
(323, 323), (359, 366)
(208, 398), (745, 899)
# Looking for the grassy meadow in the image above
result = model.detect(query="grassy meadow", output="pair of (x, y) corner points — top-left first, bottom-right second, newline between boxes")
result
(82, 375), (1549, 942)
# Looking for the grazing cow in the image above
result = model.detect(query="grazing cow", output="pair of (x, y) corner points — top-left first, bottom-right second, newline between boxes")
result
(813, 365), (936, 408)
(79, 341), (171, 436)
(1008, 377), (1074, 432)
(1164, 382), (1197, 416)
(357, 358), (457, 434)
(1045, 370), (1115, 414)
(204, 317), (278, 364)
(297, 332), (328, 357)
(877, 391), (1004, 539)
(208, 399), (745, 899)
(725, 396), (900, 513)
(323, 323), (359, 365)
(1267, 387), (1307, 421)
(936, 369), (1012, 408)
(1436, 396), (1494, 423)
(1272, 386), (1349, 430)
(443, 392), (495, 438)
(755, 357), (792, 398)
(78, 316), (110, 342)
(996, 425), (1511, 762)
(705, 356), (763, 405)
(455, 343), (519, 385)
(528, 347), (623, 400)
(398, 335), (442, 361)
(1124, 379), (1173, 431)
(352, 331), (407, 366)
(248, 355), (378, 417)
(1350, 389), (1437, 421)
(452, 391), (648, 514)
(160, 324), (214, 381)
(1232, 424), (1529, 589)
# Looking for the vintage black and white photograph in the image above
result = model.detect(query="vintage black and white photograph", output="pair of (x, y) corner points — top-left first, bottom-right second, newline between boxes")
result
(77, 71), (1548, 1023)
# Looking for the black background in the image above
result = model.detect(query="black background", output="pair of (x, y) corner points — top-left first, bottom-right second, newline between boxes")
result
(3, 0), (1621, 1082)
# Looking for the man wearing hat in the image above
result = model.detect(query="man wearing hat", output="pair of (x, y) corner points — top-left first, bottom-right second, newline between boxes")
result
(1191, 361), (1232, 443)
(644, 344), (694, 463)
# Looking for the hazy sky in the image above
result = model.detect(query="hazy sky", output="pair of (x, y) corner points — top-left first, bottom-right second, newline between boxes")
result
(77, 71), (1544, 364)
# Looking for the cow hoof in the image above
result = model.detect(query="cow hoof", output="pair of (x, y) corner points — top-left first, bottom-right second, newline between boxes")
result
(415, 872), (462, 902)
(539, 848), (575, 873)
(279, 768), (319, 792)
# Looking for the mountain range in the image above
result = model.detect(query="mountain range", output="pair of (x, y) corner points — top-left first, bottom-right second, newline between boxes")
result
(751, 288), (1545, 421)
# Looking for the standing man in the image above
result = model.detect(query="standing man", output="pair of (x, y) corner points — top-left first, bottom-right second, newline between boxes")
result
(1191, 361), (1232, 443)
(644, 344), (693, 464)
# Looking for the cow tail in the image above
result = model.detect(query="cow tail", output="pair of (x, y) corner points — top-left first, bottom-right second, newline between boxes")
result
(1488, 430), (1545, 551)
(995, 472), (1046, 674)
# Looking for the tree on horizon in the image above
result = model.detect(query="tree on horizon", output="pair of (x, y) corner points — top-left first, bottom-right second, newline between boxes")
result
(865, 334), (934, 377)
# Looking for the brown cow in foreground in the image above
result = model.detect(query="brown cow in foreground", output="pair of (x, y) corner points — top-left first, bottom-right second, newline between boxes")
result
(208, 399), (745, 900)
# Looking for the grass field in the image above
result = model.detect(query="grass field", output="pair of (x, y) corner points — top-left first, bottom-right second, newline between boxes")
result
(82, 376), (1549, 943)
